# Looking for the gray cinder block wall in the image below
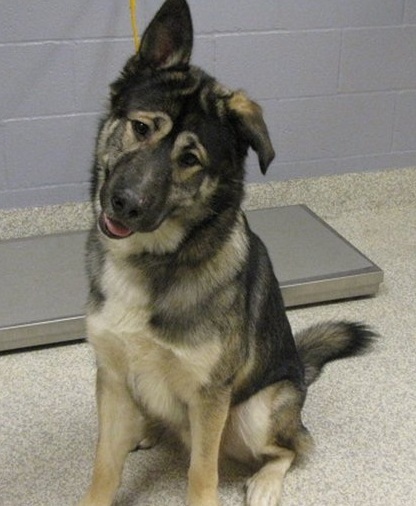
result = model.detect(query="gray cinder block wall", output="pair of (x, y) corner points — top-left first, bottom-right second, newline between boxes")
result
(1, 0), (416, 210)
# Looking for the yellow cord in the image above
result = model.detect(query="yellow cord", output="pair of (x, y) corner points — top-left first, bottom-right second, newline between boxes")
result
(129, 0), (140, 52)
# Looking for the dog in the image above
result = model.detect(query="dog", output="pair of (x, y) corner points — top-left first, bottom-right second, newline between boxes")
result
(79, 1), (375, 504)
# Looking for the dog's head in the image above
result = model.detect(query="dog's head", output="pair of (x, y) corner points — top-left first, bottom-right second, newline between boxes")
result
(93, 0), (274, 240)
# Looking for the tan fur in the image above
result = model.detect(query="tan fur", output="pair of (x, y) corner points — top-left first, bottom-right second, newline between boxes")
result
(245, 449), (295, 506)
(228, 90), (262, 119)
(172, 131), (208, 182)
(126, 110), (173, 146)
(199, 81), (232, 117)
(187, 388), (231, 506)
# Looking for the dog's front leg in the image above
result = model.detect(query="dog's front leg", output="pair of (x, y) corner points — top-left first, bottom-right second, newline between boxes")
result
(187, 387), (231, 506)
(79, 366), (143, 506)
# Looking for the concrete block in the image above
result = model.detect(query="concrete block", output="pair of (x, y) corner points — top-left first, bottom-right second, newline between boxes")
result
(403, 0), (416, 24)
(393, 91), (416, 152)
(140, 0), (217, 35)
(334, 152), (416, 176)
(273, 0), (404, 29)
(0, 0), (131, 43)
(339, 26), (416, 92)
(0, 125), (6, 190)
(74, 40), (135, 113)
(246, 158), (338, 184)
(3, 114), (99, 189)
(215, 31), (341, 99)
(0, 184), (90, 210)
(209, 0), (279, 32)
(139, 0), (403, 33)
(277, 93), (395, 162)
(192, 36), (215, 76)
(248, 152), (416, 184)
(0, 43), (75, 120)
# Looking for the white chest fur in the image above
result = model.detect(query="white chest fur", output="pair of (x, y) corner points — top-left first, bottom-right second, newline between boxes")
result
(87, 256), (222, 427)
(98, 255), (151, 333)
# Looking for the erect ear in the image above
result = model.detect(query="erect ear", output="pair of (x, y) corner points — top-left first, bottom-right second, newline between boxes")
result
(227, 91), (275, 175)
(137, 0), (193, 70)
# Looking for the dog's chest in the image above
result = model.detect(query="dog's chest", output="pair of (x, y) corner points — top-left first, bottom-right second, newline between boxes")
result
(98, 256), (152, 333)
(127, 335), (221, 426)
(88, 256), (221, 424)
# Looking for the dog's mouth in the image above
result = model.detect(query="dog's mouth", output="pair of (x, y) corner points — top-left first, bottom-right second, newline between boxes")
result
(98, 212), (134, 240)
(98, 210), (172, 238)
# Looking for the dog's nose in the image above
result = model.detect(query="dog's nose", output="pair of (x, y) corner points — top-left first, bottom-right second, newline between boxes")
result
(111, 189), (150, 220)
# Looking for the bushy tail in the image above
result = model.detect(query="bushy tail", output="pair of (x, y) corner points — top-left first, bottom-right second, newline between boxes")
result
(294, 321), (376, 386)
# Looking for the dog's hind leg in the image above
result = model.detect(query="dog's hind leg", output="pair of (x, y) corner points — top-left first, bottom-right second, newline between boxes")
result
(245, 446), (295, 506)
(79, 366), (152, 506)
(223, 381), (313, 506)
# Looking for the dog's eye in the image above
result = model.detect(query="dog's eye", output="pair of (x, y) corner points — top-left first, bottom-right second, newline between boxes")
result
(179, 153), (200, 168)
(132, 121), (150, 139)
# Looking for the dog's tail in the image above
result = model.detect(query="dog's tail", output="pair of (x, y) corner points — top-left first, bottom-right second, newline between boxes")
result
(294, 321), (376, 386)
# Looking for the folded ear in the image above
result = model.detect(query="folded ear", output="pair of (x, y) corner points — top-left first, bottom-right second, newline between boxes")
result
(227, 91), (275, 175)
(137, 0), (193, 69)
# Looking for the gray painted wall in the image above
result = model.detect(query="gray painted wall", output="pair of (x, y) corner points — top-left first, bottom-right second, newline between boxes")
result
(1, 0), (416, 209)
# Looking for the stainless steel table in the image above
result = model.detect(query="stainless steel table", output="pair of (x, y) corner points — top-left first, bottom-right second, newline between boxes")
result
(0, 205), (383, 352)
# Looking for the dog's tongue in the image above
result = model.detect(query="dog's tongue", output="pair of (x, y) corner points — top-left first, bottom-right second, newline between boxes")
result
(103, 213), (133, 238)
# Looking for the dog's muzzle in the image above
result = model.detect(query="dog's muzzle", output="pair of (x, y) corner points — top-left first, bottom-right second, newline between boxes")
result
(98, 187), (171, 239)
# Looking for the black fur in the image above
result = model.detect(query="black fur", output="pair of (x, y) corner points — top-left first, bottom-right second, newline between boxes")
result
(295, 321), (377, 386)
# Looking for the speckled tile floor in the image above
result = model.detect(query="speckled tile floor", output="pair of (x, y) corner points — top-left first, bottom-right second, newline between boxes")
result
(1, 168), (415, 505)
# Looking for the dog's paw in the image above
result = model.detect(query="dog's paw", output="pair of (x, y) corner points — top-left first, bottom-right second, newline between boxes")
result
(245, 470), (283, 506)
(78, 493), (111, 506)
(187, 497), (220, 506)
(187, 486), (220, 506)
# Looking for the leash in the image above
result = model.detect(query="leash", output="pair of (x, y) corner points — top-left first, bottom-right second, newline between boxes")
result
(129, 0), (140, 52)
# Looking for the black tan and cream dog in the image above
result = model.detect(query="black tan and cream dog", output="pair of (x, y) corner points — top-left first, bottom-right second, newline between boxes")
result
(80, 1), (374, 504)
